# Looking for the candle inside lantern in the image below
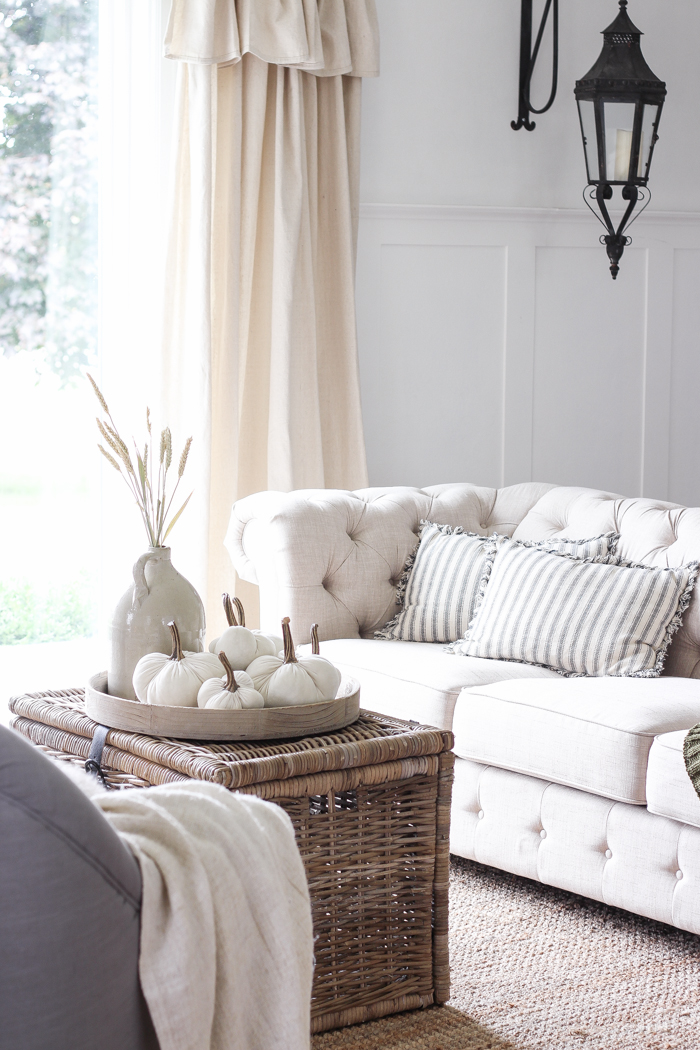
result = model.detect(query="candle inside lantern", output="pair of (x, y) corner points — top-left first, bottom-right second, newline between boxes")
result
(611, 128), (645, 181)
(613, 128), (633, 181)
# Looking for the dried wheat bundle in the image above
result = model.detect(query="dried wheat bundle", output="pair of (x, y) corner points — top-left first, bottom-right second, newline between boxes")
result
(88, 373), (193, 547)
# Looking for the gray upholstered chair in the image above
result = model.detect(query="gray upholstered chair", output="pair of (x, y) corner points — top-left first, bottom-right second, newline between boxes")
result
(0, 724), (158, 1050)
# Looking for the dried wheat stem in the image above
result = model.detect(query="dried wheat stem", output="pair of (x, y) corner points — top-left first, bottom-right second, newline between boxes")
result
(178, 437), (192, 478)
(98, 445), (121, 472)
(97, 418), (121, 457)
(165, 427), (172, 471)
(87, 372), (109, 414)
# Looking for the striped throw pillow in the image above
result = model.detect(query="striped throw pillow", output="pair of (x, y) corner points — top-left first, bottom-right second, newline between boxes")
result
(376, 523), (619, 645)
(453, 540), (699, 677)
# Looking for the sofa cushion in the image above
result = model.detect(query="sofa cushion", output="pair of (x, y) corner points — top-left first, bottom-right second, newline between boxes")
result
(301, 638), (559, 730)
(452, 677), (700, 805)
(646, 730), (700, 829)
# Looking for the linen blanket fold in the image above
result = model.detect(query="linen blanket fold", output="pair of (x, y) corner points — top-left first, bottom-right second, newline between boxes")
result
(94, 781), (313, 1050)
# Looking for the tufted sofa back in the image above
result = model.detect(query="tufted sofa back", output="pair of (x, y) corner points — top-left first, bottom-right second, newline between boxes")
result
(227, 482), (700, 678)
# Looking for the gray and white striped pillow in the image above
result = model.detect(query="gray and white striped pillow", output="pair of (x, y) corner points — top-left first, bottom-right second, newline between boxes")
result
(376, 524), (496, 643)
(453, 540), (699, 677)
(376, 522), (619, 645)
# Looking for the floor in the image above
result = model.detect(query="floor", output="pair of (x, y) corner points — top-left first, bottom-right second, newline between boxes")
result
(313, 857), (700, 1050)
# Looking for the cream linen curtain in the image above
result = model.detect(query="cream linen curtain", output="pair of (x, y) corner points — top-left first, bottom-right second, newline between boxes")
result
(162, 0), (379, 633)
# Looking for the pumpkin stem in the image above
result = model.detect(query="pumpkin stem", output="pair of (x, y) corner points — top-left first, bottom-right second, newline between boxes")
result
(218, 651), (237, 691)
(222, 593), (238, 627)
(167, 621), (184, 662)
(282, 617), (297, 663)
(311, 623), (320, 655)
(232, 596), (246, 627)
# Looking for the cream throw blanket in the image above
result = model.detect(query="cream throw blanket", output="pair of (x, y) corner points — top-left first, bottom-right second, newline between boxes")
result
(94, 781), (313, 1050)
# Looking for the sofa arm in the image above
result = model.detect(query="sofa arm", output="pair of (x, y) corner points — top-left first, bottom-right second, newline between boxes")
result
(225, 482), (555, 643)
(0, 727), (157, 1050)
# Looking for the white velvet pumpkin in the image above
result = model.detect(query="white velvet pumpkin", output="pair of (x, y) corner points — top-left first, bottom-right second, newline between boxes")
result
(197, 654), (264, 710)
(247, 619), (341, 708)
(208, 594), (283, 663)
(251, 632), (284, 658)
(133, 622), (222, 706)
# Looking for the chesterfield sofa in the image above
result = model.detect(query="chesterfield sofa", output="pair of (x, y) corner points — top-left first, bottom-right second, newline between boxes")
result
(228, 482), (700, 937)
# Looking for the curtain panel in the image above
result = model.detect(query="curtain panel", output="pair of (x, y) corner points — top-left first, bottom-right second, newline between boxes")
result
(162, 0), (378, 633)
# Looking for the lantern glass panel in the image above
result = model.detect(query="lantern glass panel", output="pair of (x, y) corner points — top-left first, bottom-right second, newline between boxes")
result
(577, 100), (599, 183)
(603, 102), (637, 182)
(640, 103), (660, 180)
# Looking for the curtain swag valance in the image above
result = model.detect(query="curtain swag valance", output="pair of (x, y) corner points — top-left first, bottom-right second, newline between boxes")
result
(164, 0), (379, 76)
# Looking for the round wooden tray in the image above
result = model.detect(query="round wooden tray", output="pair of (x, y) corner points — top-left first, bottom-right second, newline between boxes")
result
(85, 672), (361, 741)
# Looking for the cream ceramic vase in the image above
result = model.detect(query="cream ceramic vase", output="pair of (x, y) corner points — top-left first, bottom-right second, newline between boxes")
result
(109, 547), (205, 701)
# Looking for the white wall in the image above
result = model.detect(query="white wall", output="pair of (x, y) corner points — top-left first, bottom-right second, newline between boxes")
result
(357, 0), (700, 504)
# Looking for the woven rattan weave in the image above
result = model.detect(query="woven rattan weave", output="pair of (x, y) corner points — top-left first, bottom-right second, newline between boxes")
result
(9, 688), (454, 1034)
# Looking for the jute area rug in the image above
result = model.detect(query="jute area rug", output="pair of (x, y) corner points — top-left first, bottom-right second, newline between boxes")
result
(312, 857), (700, 1050)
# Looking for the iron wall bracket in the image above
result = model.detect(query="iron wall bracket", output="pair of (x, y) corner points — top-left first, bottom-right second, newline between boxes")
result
(512, 0), (559, 131)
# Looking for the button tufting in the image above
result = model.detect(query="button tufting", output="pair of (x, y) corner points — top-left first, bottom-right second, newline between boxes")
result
(477, 810), (484, 820)
(539, 829), (547, 839)
(605, 849), (612, 859)
(676, 870), (683, 880)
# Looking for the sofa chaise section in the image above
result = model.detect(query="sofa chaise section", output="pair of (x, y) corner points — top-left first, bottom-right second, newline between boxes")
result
(449, 676), (700, 935)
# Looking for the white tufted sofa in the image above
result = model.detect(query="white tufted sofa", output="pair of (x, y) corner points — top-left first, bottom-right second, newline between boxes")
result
(227, 483), (700, 936)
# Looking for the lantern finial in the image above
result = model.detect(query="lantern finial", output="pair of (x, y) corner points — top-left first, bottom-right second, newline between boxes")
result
(602, 1), (643, 41)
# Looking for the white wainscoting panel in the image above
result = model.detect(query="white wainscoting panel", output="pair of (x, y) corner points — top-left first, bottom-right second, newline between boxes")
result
(531, 246), (647, 496)
(356, 204), (700, 504)
(362, 243), (506, 487)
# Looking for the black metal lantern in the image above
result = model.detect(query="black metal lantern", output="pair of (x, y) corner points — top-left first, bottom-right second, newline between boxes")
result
(575, 0), (666, 279)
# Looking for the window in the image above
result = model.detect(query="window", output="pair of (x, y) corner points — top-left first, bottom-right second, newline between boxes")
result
(0, 0), (100, 708)
(0, 0), (177, 716)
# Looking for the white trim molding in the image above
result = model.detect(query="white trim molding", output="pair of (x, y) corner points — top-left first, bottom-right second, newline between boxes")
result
(360, 203), (700, 228)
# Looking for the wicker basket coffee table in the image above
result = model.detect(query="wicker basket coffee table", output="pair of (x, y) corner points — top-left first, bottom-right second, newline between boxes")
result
(9, 688), (454, 1035)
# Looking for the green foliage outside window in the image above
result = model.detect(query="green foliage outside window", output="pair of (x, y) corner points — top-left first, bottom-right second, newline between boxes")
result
(0, 573), (95, 644)
(0, 0), (97, 383)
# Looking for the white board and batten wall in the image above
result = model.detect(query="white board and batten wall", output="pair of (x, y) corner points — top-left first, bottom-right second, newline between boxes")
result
(356, 0), (700, 507)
